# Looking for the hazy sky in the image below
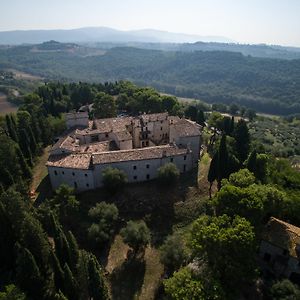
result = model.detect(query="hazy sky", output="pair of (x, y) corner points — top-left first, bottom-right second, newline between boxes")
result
(1, 0), (300, 46)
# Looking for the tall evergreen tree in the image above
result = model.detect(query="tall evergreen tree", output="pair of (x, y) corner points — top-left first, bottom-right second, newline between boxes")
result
(234, 119), (250, 164)
(18, 129), (33, 166)
(217, 134), (229, 190)
(66, 231), (79, 271)
(55, 231), (71, 267)
(208, 152), (218, 199)
(88, 256), (108, 300)
(15, 247), (43, 299)
(246, 150), (257, 173)
(16, 146), (32, 179)
(27, 126), (38, 155)
(5, 114), (18, 142)
(51, 251), (65, 292)
(63, 263), (78, 300)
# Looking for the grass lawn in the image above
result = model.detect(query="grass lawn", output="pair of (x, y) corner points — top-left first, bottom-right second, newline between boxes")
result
(31, 146), (52, 203)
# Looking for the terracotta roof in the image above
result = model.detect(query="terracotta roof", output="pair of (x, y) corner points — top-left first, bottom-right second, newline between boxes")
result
(46, 153), (92, 169)
(113, 130), (132, 141)
(92, 145), (188, 164)
(172, 119), (201, 137)
(77, 141), (111, 153)
(262, 217), (300, 258)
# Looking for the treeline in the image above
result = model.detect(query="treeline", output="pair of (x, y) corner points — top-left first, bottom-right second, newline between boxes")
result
(0, 187), (108, 299)
(1, 45), (300, 114)
(162, 118), (300, 299)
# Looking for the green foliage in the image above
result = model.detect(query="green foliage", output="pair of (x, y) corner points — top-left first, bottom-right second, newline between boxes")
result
(51, 184), (79, 219)
(0, 285), (26, 300)
(120, 220), (151, 253)
(215, 176), (286, 226)
(87, 255), (108, 300)
(270, 279), (300, 300)
(93, 92), (116, 118)
(157, 163), (180, 186)
(63, 263), (78, 300)
(160, 234), (188, 273)
(164, 267), (224, 300)
(15, 247), (44, 299)
(227, 168), (255, 188)
(234, 119), (250, 163)
(88, 202), (119, 245)
(102, 167), (127, 193)
(190, 215), (257, 294)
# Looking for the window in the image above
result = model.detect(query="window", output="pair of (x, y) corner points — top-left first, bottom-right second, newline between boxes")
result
(161, 127), (163, 130)
(146, 174), (150, 180)
(161, 120), (163, 124)
(91, 135), (99, 142)
(86, 183), (89, 187)
(133, 165), (137, 170)
(74, 182), (78, 189)
(170, 158), (174, 162)
(146, 141), (149, 146)
(146, 164), (150, 169)
(54, 170), (58, 176)
(72, 172), (75, 176)
(105, 133), (109, 138)
(62, 171), (64, 175)
(184, 155), (187, 161)
(134, 175), (137, 180)
(85, 174), (88, 177)
(183, 164), (186, 172)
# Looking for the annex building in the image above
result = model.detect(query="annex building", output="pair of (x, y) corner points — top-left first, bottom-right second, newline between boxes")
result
(46, 112), (202, 192)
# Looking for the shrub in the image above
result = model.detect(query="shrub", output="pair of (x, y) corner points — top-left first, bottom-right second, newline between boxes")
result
(102, 167), (127, 193)
(157, 163), (180, 186)
(120, 220), (150, 253)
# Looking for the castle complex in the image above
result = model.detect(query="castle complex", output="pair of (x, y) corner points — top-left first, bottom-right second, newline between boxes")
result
(46, 112), (202, 192)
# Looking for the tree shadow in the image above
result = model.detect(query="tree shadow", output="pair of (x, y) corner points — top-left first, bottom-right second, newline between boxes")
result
(34, 175), (53, 206)
(110, 254), (146, 300)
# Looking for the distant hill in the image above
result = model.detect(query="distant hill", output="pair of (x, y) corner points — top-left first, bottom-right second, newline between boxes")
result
(1, 42), (300, 115)
(87, 41), (300, 60)
(0, 27), (234, 45)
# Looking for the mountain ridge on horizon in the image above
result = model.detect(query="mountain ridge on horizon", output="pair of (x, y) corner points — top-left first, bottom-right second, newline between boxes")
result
(0, 26), (235, 45)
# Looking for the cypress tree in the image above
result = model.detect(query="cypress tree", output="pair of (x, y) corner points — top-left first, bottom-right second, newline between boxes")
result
(246, 150), (257, 173)
(207, 152), (218, 199)
(15, 247), (43, 299)
(28, 126), (38, 155)
(18, 129), (33, 166)
(16, 146), (32, 179)
(229, 116), (235, 135)
(5, 114), (18, 142)
(88, 256), (108, 300)
(197, 110), (205, 126)
(217, 134), (229, 190)
(55, 231), (71, 267)
(63, 263), (78, 300)
(66, 231), (79, 271)
(234, 119), (250, 164)
(51, 251), (65, 292)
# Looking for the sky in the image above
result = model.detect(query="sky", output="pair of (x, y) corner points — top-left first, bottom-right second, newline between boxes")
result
(1, 0), (300, 46)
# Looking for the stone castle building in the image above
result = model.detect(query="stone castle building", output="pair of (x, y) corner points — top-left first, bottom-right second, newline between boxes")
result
(46, 112), (202, 192)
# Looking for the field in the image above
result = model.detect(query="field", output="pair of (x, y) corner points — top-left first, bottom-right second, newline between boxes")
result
(0, 92), (18, 115)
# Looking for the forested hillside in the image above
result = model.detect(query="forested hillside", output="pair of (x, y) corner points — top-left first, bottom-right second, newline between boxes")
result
(1, 43), (300, 114)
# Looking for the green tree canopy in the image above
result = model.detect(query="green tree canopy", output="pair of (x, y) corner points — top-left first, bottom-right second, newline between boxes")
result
(120, 220), (151, 253)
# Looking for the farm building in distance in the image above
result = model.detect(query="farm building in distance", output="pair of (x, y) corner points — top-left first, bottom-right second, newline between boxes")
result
(46, 112), (202, 192)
